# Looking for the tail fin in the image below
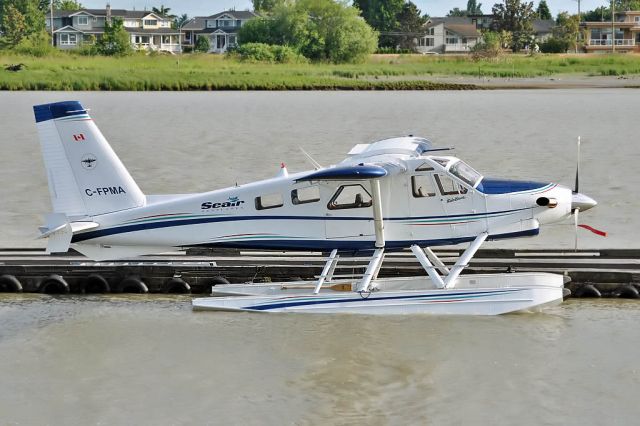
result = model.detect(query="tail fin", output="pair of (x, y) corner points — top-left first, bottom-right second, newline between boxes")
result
(34, 101), (145, 217)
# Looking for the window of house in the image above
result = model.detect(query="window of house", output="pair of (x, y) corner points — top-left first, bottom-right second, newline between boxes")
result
(144, 19), (157, 26)
(328, 185), (372, 210)
(255, 193), (284, 210)
(291, 186), (320, 205)
(185, 32), (191, 41)
(77, 16), (89, 26)
(426, 27), (434, 35)
(446, 37), (458, 45)
(435, 174), (468, 196)
(60, 33), (77, 45)
(229, 35), (237, 46)
(412, 175), (437, 198)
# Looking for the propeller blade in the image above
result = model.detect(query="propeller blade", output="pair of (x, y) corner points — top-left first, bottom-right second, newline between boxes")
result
(578, 224), (608, 237)
(574, 207), (579, 251)
(574, 136), (581, 193)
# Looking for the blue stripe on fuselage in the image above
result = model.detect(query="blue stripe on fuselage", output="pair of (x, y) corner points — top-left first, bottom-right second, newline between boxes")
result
(476, 178), (549, 195)
(70, 208), (530, 243)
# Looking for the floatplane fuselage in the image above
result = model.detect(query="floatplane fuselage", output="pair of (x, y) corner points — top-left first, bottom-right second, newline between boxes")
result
(34, 101), (598, 314)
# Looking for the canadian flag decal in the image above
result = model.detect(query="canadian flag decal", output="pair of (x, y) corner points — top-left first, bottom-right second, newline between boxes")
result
(73, 134), (85, 142)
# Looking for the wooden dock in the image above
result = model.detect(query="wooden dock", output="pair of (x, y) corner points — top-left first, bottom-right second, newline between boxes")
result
(0, 248), (638, 298)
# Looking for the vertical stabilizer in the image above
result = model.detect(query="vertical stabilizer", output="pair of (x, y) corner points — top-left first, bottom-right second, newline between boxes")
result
(34, 101), (145, 217)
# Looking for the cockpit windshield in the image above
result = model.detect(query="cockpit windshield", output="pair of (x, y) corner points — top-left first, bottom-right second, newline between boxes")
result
(449, 160), (482, 187)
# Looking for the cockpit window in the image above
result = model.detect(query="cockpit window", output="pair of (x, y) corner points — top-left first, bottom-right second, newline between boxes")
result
(431, 157), (450, 168)
(435, 174), (468, 196)
(449, 160), (482, 187)
(328, 184), (372, 210)
(415, 162), (434, 172)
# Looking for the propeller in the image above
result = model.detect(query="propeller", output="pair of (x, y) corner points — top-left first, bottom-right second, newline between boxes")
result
(571, 136), (606, 251)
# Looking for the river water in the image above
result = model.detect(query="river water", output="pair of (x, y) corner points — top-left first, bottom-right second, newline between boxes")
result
(0, 90), (638, 248)
(1, 90), (639, 424)
(0, 294), (639, 425)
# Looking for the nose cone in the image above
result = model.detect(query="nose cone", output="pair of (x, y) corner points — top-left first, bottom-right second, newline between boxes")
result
(572, 192), (597, 212)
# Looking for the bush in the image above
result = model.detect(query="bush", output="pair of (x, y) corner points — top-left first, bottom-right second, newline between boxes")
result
(194, 36), (210, 53)
(540, 37), (570, 54)
(237, 0), (377, 63)
(375, 47), (414, 54)
(233, 43), (307, 63)
(11, 31), (58, 57)
(471, 31), (503, 61)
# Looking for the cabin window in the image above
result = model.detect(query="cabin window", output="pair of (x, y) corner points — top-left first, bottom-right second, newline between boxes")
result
(255, 193), (284, 210)
(431, 157), (450, 168)
(415, 162), (434, 172)
(435, 174), (468, 196)
(449, 160), (481, 187)
(412, 175), (436, 198)
(328, 185), (372, 210)
(291, 186), (320, 205)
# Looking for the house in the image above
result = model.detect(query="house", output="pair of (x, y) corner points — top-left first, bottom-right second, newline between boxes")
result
(417, 17), (481, 53)
(45, 4), (181, 53)
(583, 10), (640, 52)
(181, 10), (260, 53)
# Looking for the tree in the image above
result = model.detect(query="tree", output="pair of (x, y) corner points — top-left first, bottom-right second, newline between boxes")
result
(152, 5), (175, 18)
(467, 0), (483, 14)
(59, 0), (82, 9)
(1, 4), (27, 45)
(491, 0), (535, 51)
(173, 13), (189, 29)
(97, 18), (132, 55)
(252, 0), (285, 13)
(396, 1), (427, 50)
(536, 0), (551, 19)
(448, 7), (467, 17)
(554, 11), (580, 50)
(0, 0), (45, 47)
(353, 0), (404, 47)
(194, 35), (210, 52)
(240, 0), (378, 63)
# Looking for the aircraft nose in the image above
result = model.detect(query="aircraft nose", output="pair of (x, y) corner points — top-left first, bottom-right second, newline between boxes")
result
(572, 192), (597, 212)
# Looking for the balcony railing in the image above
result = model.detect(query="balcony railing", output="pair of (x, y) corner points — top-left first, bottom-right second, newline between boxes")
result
(445, 43), (473, 51)
(589, 39), (636, 46)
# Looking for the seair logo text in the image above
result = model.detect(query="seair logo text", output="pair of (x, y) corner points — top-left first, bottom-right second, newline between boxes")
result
(201, 196), (244, 210)
(85, 187), (127, 196)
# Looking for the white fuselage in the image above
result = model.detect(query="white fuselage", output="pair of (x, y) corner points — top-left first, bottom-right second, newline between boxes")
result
(71, 153), (573, 253)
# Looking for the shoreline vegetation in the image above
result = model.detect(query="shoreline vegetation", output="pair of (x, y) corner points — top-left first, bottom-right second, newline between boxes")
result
(1, 53), (640, 91)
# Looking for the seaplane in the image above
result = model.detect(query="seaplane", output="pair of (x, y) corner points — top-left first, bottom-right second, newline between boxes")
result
(34, 101), (603, 315)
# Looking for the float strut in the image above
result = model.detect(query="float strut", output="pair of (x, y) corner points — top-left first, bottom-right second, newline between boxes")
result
(424, 247), (449, 275)
(314, 249), (339, 294)
(410, 245), (445, 289)
(444, 232), (488, 289)
(357, 248), (385, 293)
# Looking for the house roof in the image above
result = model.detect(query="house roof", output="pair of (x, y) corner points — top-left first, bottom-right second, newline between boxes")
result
(125, 28), (180, 35)
(51, 9), (171, 20)
(426, 18), (480, 37)
(194, 27), (241, 35)
(206, 10), (259, 20)
(182, 17), (207, 30)
(532, 19), (555, 35)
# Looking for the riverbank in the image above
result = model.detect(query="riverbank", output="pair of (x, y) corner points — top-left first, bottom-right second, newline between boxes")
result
(1, 53), (639, 90)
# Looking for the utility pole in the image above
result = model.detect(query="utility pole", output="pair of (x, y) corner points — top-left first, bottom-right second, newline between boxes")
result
(50, 0), (54, 46)
(611, 0), (615, 53)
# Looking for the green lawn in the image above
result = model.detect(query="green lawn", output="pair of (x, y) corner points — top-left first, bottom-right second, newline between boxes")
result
(1, 52), (639, 90)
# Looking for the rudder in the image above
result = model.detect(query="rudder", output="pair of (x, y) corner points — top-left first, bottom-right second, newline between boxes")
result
(34, 101), (145, 217)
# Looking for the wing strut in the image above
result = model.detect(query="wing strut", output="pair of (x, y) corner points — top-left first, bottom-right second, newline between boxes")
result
(356, 179), (387, 293)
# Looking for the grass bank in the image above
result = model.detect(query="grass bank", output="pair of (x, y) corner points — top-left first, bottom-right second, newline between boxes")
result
(1, 52), (639, 91)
